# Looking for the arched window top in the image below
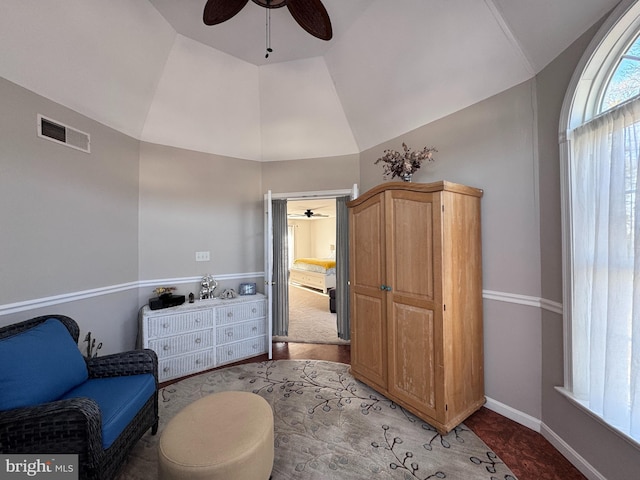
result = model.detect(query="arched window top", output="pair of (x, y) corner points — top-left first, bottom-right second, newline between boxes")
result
(566, 0), (640, 130)
(600, 32), (640, 113)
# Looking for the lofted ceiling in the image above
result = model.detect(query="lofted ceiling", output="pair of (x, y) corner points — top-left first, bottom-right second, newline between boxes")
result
(0, 0), (620, 162)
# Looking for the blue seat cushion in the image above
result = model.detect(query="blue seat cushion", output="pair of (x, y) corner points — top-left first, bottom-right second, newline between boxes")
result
(0, 318), (88, 410)
(60, 374), (156, 449)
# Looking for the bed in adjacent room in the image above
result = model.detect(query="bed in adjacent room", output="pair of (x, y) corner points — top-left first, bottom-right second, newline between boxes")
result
(289, 258), (336, 293)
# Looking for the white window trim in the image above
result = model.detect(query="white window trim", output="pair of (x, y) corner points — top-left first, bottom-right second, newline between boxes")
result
(559, 0), (640, 443)
(565, 0), (640, 131)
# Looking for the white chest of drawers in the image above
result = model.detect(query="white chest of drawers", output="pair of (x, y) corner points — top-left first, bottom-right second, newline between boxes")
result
(140, 294), (268, 382)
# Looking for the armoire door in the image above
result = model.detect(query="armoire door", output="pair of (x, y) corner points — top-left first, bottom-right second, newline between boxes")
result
(349, 192), (387, 390)
(385, 190), (443, 419)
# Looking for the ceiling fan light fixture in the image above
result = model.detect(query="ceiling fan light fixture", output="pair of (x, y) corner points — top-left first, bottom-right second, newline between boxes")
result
(252, 0), (287, 8)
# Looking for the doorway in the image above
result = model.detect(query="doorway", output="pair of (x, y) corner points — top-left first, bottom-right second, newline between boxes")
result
(283, 198), (344, 344)
(268, 188), (354, 345)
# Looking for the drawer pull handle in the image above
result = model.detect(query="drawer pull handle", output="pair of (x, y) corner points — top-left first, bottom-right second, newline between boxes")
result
(228, 350), (233, 356)
(252, 326), (257, 332)
(227, 332), (233, 337)
(163, 323), (169, 328)
(195, 318), (201, 323)
(252, 308), (257, 313)
(163, 345), (169, 351)
(163, 367), (170, 373)
(195, 338), (202, 344)
(252, 344), (258, 350)
(195, 359), (201, 364)
(227, 312), (233, 317)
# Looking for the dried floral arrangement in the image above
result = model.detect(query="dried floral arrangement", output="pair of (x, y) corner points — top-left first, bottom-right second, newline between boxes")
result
(153, 286), (176, 297)
(84, 332), (102, 359)
(375, 142), (437, 180)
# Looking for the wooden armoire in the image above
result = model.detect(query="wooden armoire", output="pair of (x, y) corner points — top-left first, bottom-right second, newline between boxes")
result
(347, 181), (484, 434)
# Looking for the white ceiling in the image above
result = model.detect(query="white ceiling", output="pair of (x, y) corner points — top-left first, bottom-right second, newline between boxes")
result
(0, 0), (621, 162)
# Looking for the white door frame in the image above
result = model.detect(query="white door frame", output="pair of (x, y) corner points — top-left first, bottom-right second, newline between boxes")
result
(264, 185), (358, 340)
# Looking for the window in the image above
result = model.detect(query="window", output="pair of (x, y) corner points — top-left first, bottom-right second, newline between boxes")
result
(561, 0), (640, 445)
(601, 33), (640, 112)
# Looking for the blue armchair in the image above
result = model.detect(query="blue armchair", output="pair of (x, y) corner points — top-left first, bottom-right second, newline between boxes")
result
(0, 315), (159, 480)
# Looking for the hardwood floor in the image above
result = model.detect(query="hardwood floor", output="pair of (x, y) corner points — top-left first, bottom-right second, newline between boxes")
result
(163, 342), (586, 480)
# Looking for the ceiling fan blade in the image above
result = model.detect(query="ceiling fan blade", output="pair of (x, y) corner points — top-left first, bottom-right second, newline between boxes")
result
(286, 0), (332, 41)
(203, 0), (250, 26)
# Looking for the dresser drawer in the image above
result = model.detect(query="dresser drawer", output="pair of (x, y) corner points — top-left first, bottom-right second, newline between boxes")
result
(217, 319), (265, 345)
(217, 301), (265, 325)
(158, 350), (214, 382)
(146, 309), (213, 339)
(216, 336), (267, 365)
(148, 329), (214, 359)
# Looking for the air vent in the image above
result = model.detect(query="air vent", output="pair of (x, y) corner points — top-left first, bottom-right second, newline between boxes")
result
(37, 114), (90, 153)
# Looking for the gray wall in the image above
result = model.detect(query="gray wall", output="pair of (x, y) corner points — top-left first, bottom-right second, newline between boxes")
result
(0, 76), (141, 354)
(0, 77), (140, 303)
(138, 143), (263, 278)
(137, 142), (265, 303)
(261, 155), (360, 194)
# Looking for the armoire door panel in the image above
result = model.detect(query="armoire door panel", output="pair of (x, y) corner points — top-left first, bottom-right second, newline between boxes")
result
(350, 290), (387, 389)
(386, 192), (436, 301)
(387, 302), (438, 417)
(351, 197), (384, 291)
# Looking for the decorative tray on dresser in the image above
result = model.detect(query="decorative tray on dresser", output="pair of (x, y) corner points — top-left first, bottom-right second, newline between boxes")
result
(140, 293), (268, 382)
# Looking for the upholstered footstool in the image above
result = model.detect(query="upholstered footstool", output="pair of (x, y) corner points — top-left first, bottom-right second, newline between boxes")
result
(158, 391), (274, 480)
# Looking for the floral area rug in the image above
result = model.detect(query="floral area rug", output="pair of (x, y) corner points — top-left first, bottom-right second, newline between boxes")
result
(117, 360), (517, 480)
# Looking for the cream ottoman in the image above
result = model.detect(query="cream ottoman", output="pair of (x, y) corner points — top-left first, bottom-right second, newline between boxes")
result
(158, 391), (274, 480)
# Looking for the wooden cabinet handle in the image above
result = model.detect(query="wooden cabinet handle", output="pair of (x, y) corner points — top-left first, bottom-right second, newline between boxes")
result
(195, 338), (202, 344)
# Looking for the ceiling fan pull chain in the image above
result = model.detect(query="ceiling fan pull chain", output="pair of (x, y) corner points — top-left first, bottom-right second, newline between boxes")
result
(265, 1), (273, 58)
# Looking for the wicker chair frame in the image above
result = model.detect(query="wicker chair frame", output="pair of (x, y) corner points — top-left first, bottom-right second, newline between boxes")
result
(0, 314), (159, 480)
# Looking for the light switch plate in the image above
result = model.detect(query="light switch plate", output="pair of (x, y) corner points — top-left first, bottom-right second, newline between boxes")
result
(195, 251), (210, 262)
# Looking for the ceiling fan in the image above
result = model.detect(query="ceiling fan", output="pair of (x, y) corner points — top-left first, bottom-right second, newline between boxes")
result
(203, 0), (333, 41)
(288, 209), (329, 218)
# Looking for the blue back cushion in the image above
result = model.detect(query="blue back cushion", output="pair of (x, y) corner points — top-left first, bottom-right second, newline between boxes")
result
(0, 318), (88, 410)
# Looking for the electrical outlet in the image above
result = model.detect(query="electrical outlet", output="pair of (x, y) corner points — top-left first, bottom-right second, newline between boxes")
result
(195, 251), (210, 262)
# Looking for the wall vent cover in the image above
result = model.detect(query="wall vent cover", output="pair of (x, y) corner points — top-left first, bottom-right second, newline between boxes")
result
(37, 114), (90, 153)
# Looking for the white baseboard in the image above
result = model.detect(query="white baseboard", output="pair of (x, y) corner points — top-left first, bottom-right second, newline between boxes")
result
(540, 423), (606, 480)
(484, 396), (542, 432)
(483, 397), (605, 480)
